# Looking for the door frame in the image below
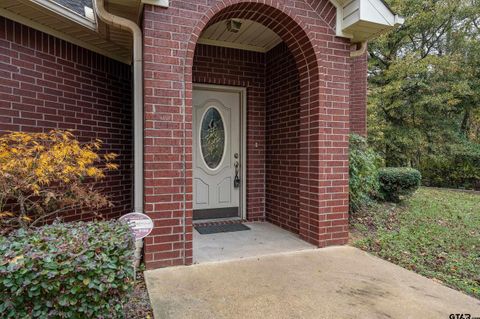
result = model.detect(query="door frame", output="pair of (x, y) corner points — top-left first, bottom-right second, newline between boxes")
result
(192, 83), (247, 220)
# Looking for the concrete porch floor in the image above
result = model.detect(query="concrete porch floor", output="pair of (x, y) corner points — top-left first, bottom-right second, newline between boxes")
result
(193, 222), (316, 264)
(145, 246), (480, 319)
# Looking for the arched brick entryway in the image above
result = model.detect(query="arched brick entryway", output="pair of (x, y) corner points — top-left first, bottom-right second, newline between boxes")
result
(143, 0), (351, 269)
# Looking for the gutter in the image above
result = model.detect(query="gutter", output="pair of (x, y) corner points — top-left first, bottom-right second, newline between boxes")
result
(350, 41), (367, 58)
(93, 0), (144, 214)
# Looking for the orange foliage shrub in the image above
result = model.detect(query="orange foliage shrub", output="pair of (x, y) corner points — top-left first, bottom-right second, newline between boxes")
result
(0, 130), (118, 233)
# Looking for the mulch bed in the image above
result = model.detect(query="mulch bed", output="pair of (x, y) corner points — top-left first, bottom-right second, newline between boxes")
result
(124, 269), (153, 319)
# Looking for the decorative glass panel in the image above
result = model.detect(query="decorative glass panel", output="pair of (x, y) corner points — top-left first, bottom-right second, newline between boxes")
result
(201, 107), (225, 169)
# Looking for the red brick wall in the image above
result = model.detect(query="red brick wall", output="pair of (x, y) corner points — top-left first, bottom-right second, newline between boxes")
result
(0, 17), (133, 221)
(350, 51), (368, 136)
(143, 0), (353, 269)
(193, 44), (266, 221)
(265, 43), (300, 234)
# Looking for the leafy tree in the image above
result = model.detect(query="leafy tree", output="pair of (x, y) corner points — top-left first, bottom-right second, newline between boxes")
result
(0, 130), (118, 233)
(368, 0), (480, 188)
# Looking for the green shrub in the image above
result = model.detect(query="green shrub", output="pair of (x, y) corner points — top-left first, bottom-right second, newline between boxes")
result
(0, 221), (135, 319)
(349, 134), (382, 212)
(378, 167), (422, 202)
(418, 141), (480, 190)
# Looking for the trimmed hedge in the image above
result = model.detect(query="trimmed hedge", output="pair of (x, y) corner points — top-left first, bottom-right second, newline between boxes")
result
(0, 221), (135, 319)
(378, 167), (422, 202)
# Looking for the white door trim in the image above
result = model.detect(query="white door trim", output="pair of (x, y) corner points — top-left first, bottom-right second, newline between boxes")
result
(192, 84), (247, 220)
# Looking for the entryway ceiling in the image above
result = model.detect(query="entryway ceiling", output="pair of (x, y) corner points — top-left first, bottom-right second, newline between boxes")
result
(198, 19), (283, 53)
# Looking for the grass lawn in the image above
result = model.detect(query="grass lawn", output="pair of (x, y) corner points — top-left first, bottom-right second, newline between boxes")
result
(351, 187), (480, 298)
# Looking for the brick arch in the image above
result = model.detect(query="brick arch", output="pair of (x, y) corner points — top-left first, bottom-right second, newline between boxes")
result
(186, 1), (327, 245)
(185, 2), (324, 89)
(142, 0), (352, 268)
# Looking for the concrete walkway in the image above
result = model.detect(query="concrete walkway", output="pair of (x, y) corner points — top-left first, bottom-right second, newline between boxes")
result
(145, 246), (479, 319)
(193, 222), (316, 263)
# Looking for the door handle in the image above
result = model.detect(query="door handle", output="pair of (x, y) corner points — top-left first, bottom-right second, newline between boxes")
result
(234, 155), (240, 188)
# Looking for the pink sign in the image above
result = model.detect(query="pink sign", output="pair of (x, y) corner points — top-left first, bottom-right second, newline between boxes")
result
(119, 212), (154, 240)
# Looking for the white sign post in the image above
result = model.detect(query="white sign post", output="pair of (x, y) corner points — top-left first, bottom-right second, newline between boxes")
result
(119, 212), (154, 280)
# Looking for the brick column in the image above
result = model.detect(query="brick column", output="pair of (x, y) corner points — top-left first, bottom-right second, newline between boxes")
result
(142, 6), (193, 268)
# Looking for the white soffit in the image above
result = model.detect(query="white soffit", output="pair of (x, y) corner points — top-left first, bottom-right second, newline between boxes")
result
(198, 19), (283, 53)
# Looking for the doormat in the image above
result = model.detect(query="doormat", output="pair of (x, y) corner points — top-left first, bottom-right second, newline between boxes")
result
(194, 223), (250, 235)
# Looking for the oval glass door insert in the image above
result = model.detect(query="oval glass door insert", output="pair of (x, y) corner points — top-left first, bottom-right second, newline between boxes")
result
(200, 107), (225, 169)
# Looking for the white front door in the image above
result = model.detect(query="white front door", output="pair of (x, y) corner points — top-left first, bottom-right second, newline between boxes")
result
(193, 86), (242, 220)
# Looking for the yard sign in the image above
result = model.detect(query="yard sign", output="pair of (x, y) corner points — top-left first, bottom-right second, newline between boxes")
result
(119, 212), (153, 240)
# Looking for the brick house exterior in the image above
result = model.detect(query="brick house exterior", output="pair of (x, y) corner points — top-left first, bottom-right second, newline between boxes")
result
(1, 0), (400, 269)
(143, 0), (362, 268)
